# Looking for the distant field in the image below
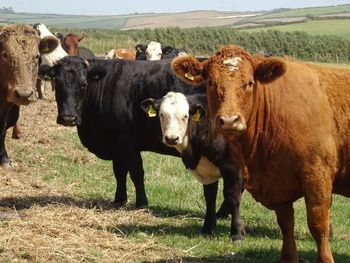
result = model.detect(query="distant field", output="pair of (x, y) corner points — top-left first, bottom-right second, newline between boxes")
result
(256, 4), (350, 19)
(242, 19), (350, 40)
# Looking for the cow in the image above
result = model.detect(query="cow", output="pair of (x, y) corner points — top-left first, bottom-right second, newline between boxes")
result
(171, 44), (350, 262)
(105, 48), (136, 60)
(135, 41), (185, 61)
(140, 91), (244, 239)
(62, 33), (95, 60)
(38, 56), (243, 237)
(33, 23), (67, 100)
(0, 24), (40, 167)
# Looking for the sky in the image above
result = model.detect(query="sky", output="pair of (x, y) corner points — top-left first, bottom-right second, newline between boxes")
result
(0, 0), (349, 15)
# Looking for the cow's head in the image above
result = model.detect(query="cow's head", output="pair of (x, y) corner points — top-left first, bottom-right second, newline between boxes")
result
(171, 45), (287, 141)
(62, 33), (85, 56)
(0, 24), (40, 105)
(141, 92), (205, 152)
(38, 56), (106, 126)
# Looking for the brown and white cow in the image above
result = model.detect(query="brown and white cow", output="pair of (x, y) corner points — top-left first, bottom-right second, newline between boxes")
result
(171, 45), (350, 263)
(105, 48), (136, 60)
(0, 24), (40, 166)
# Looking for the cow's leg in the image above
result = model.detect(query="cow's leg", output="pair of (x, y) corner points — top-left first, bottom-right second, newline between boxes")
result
(275, 204), (298, 263)
(220, 166), (245, 241)
(304, 176), (334, 263)
(36, 78), (43, 100)
(11, 121), (21, 139)
(202, 182), (218, 235)
(113, 159), (128, 207)
(127, 151), (148, 208)
(216, 199), (230, 219)
(10, 106), (21, 139)
(0, 132), (10, 167)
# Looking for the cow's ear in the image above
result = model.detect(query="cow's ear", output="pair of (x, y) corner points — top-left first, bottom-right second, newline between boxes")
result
(39, 36), (59, 54)
(189, 104), (205, 122)
(87, 64), (107, 80)
(254, 58), (287, 84)
(171, 55), (206, 86)
(162, 46), (173, 55)
(38, 64), (55, 80)
(135, 44), (146, 53)
(140, 98), (160, 118)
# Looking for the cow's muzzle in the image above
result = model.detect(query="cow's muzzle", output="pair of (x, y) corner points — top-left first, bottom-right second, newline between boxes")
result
(57, 115), (78, 126)
(215, 114), (246, 136)
(164, 134), (180, 146)
(11, 86), (37, 105)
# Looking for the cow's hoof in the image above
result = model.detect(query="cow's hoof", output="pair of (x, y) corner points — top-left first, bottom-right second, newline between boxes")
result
(135, 203), (148, 209)
(231, 227), (245, 241)
(12, 132), (21, 139)
(113, 200), (127, 208)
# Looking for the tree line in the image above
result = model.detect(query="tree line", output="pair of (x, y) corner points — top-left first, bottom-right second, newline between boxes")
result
(64, 26), (348, 63)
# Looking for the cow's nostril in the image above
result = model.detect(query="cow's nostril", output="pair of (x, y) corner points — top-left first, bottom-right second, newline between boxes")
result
(165, 135), (179, 145)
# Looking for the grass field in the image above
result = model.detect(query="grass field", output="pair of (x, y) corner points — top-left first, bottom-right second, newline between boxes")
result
(0, 89), (349, 262)
(242, 19), (350, 40)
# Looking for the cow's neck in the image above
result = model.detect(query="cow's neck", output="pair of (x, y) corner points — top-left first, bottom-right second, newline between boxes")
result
(241, 83), (273, 164)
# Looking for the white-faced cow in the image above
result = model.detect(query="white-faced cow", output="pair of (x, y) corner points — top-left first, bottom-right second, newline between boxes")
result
(135, 41), (185, 61)
(141, 91), (244, 239)
(171, 44), (350, 263)
(0, 24), (40, 166)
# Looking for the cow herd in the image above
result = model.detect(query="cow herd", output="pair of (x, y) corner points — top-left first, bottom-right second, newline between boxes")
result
(1, 23), (350, 263)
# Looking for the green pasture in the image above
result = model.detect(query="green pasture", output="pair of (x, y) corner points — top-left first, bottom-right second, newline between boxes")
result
(257, 4), (350, 19)
(242, 19), (350, 40)
(38, 129), (350, 262)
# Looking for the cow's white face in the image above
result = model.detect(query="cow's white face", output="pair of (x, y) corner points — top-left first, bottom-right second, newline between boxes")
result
(159, 92), (189, 152)
(146, 41), (162, 61)
(34, 23), (54, 38)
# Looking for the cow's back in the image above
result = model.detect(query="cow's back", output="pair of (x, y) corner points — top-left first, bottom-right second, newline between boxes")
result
(78, 59), (202, 159)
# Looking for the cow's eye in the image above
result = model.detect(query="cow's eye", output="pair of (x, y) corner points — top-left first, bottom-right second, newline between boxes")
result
(159, 113), (163, 119)
(183, 115), (188, 120)
(1, 51), (8, 59)
(245, 79), (255, 90)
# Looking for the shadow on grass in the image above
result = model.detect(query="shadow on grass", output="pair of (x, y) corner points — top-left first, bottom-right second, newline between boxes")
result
(0, 195), (281, 239)
(141, 248), (350, 263)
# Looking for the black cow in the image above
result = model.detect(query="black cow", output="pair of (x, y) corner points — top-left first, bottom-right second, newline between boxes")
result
(135, 41), (184, 61)
(38, 56), (242, 238)
(141, 92), (244, 239)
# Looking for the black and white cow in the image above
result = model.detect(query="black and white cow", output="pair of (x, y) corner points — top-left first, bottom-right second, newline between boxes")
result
(135, 41), (185, 61)
(141, 92), (244, 239)
(38, 56), (243, 238)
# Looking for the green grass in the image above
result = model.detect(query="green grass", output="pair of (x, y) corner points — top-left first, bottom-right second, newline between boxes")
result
(242, 19), (350, 40)
(42, 129), (350, 262)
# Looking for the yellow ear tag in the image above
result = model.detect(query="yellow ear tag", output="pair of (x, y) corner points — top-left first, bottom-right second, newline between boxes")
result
(185, 72), (194, 81)
(148, 105), (157, 117)
(192, 109), (201, 122)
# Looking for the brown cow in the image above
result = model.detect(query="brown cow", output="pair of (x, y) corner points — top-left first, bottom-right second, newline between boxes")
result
(171, 45), (350, 263)
(105, 48), (136, 60)
(0, 24), (39, 166)
(62, 33), (94, 59)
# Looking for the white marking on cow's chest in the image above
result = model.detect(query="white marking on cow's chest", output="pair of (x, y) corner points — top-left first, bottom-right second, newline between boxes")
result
(189, 156), (221, 185)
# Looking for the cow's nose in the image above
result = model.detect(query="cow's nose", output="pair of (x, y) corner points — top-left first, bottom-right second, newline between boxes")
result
(15, 87), (34, 99)
(164, 135), (179, 146)
(57, 115), (77, 126)
(216, 114), (246, 134)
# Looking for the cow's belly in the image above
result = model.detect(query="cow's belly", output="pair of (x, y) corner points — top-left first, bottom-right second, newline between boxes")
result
(189, 156), (221, 185)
